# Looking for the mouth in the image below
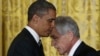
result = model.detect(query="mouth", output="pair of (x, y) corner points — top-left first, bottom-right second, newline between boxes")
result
(56, 48), (63, 55)
(57, 48), (60, 51)
(55, 47), (60, 51)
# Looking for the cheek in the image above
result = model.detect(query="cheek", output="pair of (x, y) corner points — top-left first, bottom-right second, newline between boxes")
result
(41, 21), (50, 28)
(56, 42), (67, 54)
(59, 42), (67, 50)
(39, 21), (49, 29)
(57, 40), (65, 48)
(58, 40), (69, 53)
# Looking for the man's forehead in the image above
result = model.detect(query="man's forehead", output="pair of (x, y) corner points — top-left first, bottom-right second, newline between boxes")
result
(51, 28), (58, 34)
(50, 28), (61, 38)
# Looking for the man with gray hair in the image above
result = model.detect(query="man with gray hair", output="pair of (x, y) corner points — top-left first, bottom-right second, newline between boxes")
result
(50, 16), (99, 56)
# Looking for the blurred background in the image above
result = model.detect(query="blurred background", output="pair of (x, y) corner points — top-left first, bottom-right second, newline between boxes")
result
(0, 0), (100, 56)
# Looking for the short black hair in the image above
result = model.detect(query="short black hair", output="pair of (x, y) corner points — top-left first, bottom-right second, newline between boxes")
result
(28, 0), (56, 21)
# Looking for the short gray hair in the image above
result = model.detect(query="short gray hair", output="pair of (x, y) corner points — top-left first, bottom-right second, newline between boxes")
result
(55, 16), (80, 38)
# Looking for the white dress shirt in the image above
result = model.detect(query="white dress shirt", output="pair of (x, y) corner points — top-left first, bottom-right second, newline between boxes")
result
(25, 26), (40, 44)
(68, 39), (82, 56)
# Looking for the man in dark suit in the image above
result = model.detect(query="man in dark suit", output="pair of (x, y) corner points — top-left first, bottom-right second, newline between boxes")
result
(7, 0), (56, 56)
(50, 16), (99, 56)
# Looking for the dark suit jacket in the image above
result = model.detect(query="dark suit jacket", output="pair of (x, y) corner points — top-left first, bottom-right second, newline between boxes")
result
(73, 42), (99, 56)
(97, 50), (100, 56)
(7, 28), (45, 56)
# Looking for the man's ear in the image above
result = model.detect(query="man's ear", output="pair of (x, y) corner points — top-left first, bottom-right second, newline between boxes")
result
(66, 31), (74, 41)
(69, 31), (74, 41)
(69, 31), (74, 37)
(32, 14), (40, 23)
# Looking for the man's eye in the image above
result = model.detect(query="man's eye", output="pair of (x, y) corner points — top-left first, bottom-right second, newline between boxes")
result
(48, 19), (55, 23)
(53, 36), (57, 39)
(51, 36), (56, 39)
(48, 20), (53, 22)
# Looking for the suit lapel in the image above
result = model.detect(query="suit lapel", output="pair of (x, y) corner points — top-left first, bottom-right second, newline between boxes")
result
(73, 42), (88, 56)
(73, 42), (98, 56)
(22, 28), (45, 56)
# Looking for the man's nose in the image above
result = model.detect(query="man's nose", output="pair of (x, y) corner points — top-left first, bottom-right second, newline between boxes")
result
(51, 21), (55, 28)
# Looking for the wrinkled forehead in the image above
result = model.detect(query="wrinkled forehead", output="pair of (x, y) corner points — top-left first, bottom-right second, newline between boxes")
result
(50, 28), (60, 39)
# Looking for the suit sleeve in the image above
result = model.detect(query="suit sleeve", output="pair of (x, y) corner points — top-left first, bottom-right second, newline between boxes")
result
(13, 41), (37, 56)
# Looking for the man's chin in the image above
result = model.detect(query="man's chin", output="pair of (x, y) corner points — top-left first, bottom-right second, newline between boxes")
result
(59, 53), (64, 55)
(59, 51), (65, 55)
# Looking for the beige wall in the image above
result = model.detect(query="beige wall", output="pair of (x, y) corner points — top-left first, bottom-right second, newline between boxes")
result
(1, 0), (100, 56)
(0, 0), (2, 56)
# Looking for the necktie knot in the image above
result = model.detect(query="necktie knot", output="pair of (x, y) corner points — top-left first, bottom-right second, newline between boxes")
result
(38, 40), (42, 46)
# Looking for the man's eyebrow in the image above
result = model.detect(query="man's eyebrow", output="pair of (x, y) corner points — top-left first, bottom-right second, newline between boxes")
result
(48, 18), (56, 20)
(47, 18), (55, 22)
(50, 35), (57, 39)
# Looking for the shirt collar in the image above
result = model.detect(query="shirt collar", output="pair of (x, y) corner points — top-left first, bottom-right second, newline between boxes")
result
(68, 39), (82, 56)
(25, 26), (40, 43)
